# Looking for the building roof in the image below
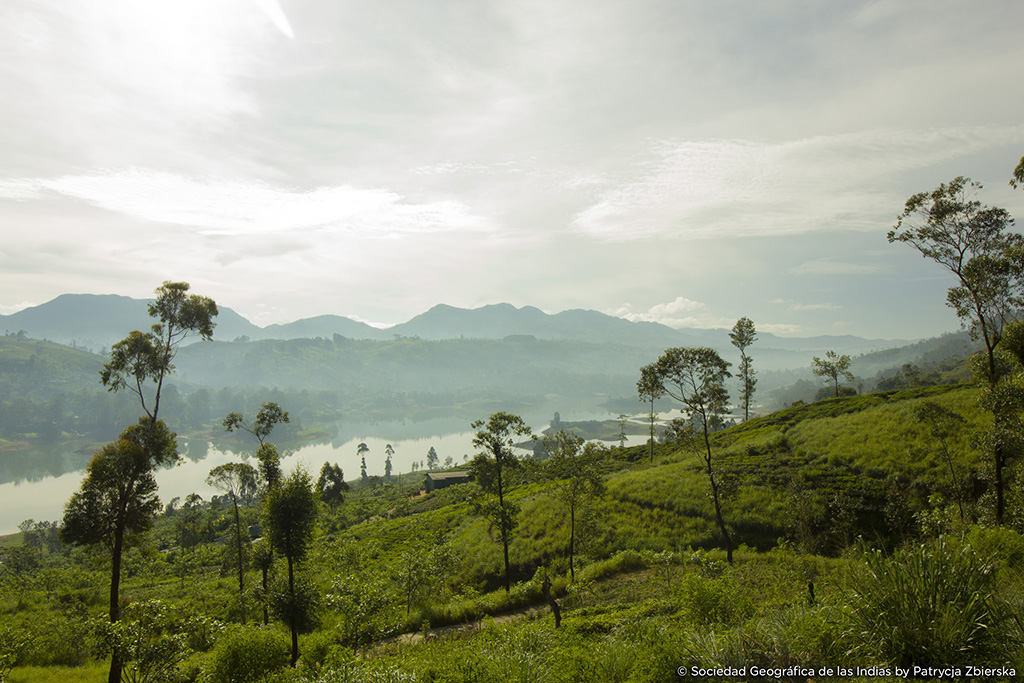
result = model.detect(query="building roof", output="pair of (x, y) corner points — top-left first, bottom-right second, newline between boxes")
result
(425, 471), (470, 481)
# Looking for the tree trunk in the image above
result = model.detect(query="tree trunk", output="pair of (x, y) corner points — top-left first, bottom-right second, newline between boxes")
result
(649, 397), (656, 464)
(288, 555), (298, 667)
(232, 495), (246, 624)
(497, 461), (510, 593)
(261, 567), (269, 625)
(704, 422), (733, 564)
(542, 575), (561, 628)
(569, 506), (576, 583)
(107, 497), (128, 683)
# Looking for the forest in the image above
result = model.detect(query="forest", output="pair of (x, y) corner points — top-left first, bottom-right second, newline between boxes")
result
(4, 168), (1024, 683)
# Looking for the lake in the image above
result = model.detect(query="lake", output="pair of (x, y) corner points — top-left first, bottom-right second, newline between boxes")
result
(0, 401), (653, 534)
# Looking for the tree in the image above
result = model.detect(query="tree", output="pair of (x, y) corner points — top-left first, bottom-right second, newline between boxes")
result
(637, 364), (665, 464)
(729, 317), (757, 420)
(468, 412), (533, 592)
(617, 414), (628, 449)
(1012, 155), (1024, 189)
(655, 347), (734, 563)
(542, 431), (606, 581)
(358, 442), (369, 482)
(316, 462), (348, 511)
(426, 446), (439, 470)
(223, 402), (290, 490)
(264, 467), (319, 667)
(62, 421), (176, 611)
(889, 177), (1023, 523)
(251, 539), (274, 625)
(66, 281), (216, 683)
(385, 444), (395, 480)
(207, 462), (258, 624)
(811, 351), (854, 399)
(913, 401), (969, 526)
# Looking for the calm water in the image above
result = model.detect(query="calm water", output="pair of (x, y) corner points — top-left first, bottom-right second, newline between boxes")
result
(0, 402), (651, 535)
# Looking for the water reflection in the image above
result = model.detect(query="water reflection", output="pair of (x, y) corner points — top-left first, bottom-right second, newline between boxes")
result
(0, 401), (638, 534)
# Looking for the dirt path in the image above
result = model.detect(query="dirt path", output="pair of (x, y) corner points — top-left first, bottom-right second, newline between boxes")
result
(385, 604), (550, 645)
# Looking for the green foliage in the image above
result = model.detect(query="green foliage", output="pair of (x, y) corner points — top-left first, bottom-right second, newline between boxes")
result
(316, 462), (349, 512)
(269, 573), (321, 636)
(811, 351), (854, 398)
(265, 468), (319, 566)
(206, 625), (290, 683)
(845, 536), (1010, 666)
(469, 412), (533, 592)
(94, 599), (192, 683)
(61, 419), (178, 551)
(730, 317), (758, 421)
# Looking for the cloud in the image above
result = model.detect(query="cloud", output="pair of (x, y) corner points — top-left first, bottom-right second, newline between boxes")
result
(610, 297), (736, 329)
(0, 300), (37, 315)
(0, 168), (493, 237)
(571, 126), (1024, 241)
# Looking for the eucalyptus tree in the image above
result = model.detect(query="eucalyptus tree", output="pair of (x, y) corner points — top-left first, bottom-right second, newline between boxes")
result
(62, 281), (216, 683)
(637, 363), (665, 464)
(358, 442), (369, 482)
(811, 351), (854, 398)
(207, 462), (258, 623)
(888, 176), (1023, 523)
(729, 317), (757, 420)
(912, 401), (969, 526)
(316, 462), (348, 512)
(543, 431), (606, 581)
(655, 347), (734, 562)
(264, 467), (319, 667)
(468, 412), (533, 592)
(223, 402), (290, 490)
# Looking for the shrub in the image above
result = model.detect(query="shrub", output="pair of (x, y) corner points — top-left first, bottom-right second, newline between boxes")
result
(206, 625), (290, 683)
(845, 536), (1010, 666)
(675, 573), (754, 627)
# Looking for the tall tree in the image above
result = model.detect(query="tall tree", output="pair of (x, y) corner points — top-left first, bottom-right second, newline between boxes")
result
(729, 317), (758, 421)
(65, 281), (216, 683)
(426, 446), (439, 470)
(264, 467), (319, 667)
(223, 402), (290, 490)
(543, 431), (606, 581)
(655, 347), (734, 562)
(811, 351), (855, 399)
(468, 412), (533, 592)
(358, 442), (369, 482)
(207, 462), (258, 624)
(315, 462), (348, 511)
(637, 364), (665, 464)
(912, 401), (969, 526)
(888, 177), (1023, 523)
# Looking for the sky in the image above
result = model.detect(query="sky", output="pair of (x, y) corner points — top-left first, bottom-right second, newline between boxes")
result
(2, 1), (1023, 340)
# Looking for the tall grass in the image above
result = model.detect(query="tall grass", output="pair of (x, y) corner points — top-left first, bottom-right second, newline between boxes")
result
(845, 536), (1010, 666)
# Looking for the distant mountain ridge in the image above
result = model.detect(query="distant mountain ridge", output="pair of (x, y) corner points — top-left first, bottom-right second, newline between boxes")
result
(0, 294), (910, 357)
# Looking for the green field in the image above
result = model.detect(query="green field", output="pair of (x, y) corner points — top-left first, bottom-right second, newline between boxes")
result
(2, 383), (1022, 682)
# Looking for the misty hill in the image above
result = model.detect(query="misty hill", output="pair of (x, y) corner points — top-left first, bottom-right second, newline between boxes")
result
(0, 294), (261, 350)
(260, 315), (387, 342)
(172, 336), (655, 397)
(387, 303), (686, 347)
(0, 294), (910, 369)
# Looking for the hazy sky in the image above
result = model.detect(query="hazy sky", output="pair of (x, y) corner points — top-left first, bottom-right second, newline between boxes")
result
(2, 1), (1023, 339)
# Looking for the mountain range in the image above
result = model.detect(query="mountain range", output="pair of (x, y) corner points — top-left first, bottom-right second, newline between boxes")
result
(0, 293), (911, 358)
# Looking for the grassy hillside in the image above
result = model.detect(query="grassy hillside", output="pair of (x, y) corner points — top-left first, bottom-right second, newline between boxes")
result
(3, 383), (1020, 683)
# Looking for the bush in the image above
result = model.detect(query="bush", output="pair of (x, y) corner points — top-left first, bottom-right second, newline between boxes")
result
(845, 536), (1011, 666)
(206, 626), (291, 683)
(675, 573), (754, 627)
